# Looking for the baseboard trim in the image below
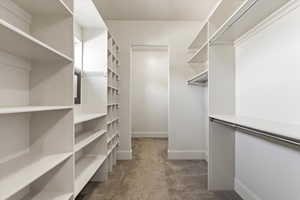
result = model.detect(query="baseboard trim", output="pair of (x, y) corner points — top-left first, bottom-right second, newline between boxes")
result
(132, 132), (168, 138)
(235, 179), (262, 200)
(168, 150), (207, 160)
(117, 149), (132, 160)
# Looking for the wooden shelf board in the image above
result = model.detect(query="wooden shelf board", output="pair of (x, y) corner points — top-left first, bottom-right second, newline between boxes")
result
(75, 129), (107, 153)
(187, 69), (208, 85)
(210, 0), (290, 43)
(74, 113), (106, 124)
(210, 114), (300, 142)
(22, 191), (73, 200)
(13, 0), (73, 17)
(0, 153), (72, 199)
(75, 155), (106, 197)
(0, 19), (73, 64)
(187, 41), (208, 64)
(0, 106), (72, 114)
(107, 118), (119, 125)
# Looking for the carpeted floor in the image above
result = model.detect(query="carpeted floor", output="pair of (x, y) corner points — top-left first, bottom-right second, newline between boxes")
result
(76, 138), (242, 200)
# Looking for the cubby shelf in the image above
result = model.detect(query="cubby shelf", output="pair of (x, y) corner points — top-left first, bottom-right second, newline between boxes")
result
(0, 153), (72, 199)
(187, 69), (208, 85)
(74, 113), (106, 124)
(0, 19), (73, 64)
(13, 0), (73, 17)
(210, 0), (291, 43)
(22, 192), (73, 200)
(75, 129), (107, 153)
(187, 41), (208, 64)
(0, 106), (72, 114)
(107, 118), (119, 125)
(75, 155), (106, 197)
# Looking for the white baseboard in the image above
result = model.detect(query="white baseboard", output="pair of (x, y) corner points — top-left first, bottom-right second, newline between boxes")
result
(117, 149), (132, 160)
(168, 150), (207, 160)
(132, 132), (168, 138)
(235, 179), (262, 200)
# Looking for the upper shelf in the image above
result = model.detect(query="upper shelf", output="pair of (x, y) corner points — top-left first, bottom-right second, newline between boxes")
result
(187, 41), (209, 64)
(74, 113), (106, 124)
(0, 19), (73, 64)
(188, 23), (208, 50)
(13, 0), (73, 17)
(187, 69), (208, 85)
(0, 106), (72, 114)
(210, 0), (291, 44)
(210, 114), (300, 144)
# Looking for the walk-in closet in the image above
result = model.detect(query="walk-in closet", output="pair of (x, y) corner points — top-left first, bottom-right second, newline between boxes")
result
(0, 0), (299, 199)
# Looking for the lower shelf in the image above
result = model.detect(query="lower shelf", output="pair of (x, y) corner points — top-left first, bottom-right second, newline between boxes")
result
(0, 152), (72, 199)
(22, 192), (73, 200)
(75, 155), (106, 197)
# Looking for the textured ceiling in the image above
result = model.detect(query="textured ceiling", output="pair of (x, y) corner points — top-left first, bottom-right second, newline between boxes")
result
(93, 0), (220, 21)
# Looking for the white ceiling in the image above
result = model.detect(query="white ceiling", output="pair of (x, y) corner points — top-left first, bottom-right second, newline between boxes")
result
(93, 0), (220, 21)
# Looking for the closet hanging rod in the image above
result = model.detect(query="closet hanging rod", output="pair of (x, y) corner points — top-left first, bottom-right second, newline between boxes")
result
(210, 118), (300, 147)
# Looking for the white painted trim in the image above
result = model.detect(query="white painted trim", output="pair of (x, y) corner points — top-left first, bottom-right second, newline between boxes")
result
(168, 150), (207, 160)
(132, 132), (168, 138)
(235, 0), (300, 46)
(235, 179), (262, 200)
(117, 149), (132, 160)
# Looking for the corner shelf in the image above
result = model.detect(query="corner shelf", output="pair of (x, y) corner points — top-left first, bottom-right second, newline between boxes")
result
(0, 153), (72, 199)
(210, 0), (291, 43)
(187, 69), (208, 85)
(74, 113), (106, 124)
(0, 19), (73, 64)
(0, 106), (72, 114)
(75, 155), (106, 197)
(75, 129), (107, 153)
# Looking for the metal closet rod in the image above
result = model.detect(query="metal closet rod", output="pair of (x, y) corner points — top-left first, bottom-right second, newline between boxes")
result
(210, 118), (300, 147)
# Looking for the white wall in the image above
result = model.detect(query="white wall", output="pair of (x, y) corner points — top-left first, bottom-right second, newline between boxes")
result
(106, 20), (207, 160)
(235, 2), (300, 199)
(131, 48), (169, 138)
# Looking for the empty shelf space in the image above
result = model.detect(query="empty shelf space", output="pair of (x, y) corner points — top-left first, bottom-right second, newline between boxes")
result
(0, 106), (72, 114)
(74, 113), (106, 124)
(75, 155), (106, 197)
(0, 19), (73, 63)
(108, 85), (118, 91)
(0, 153), (72, 199)
(108, 68), (119, 77)
(187, 42), (208, 64)
(210, 114), (300, 143)
(13, 0), (73, 17)
(107, 118), (119, 125)
(75, 129), (107, 153)
(210, 0), (291, 43)
(188, 23), (208, 49)
(107, 143), (118, 155)
(22, 191), (73, 200)
(107, 133), (118, 144)
(187, 70), (208, 85)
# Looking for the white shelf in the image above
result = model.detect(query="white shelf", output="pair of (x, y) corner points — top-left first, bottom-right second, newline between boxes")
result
(187, 41), (208, 64)
(74, 113), (106, 124)
(107, 132), (118, 144)
(0, 153), (72, 199)
(13, 0), (73, 17)
(107, 143), (118, 156)
(0, 19), (73, 64)
(210, 114), (300, 142)
(75, 155), (106, 197)
(75, 129), (107, 153)
(108, 85), (118, 91)
(188, 23), (208, 49)
(0, 106), (72, 114)
(108, 67), (119, 77)
(107, 118), (119, 125)
(210, 0), (290, 43)
(187, 69), (208, 85)
(22, 192), (73, 200)
(107, 103), (119, 107)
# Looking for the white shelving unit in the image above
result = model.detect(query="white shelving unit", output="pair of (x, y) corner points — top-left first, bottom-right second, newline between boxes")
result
(186, 0), (298, 194)
(187, 69), (208, 85)
(0, 0), (121, 199)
